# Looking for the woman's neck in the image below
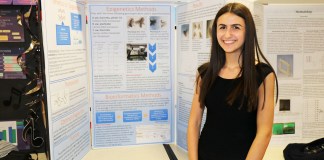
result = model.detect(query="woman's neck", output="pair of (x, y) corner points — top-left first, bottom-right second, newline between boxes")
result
(224, 52), (242, 69)
(218, 52), (243, 79)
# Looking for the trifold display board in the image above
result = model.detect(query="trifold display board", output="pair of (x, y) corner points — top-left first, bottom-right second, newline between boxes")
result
(40, 0), (324, 159)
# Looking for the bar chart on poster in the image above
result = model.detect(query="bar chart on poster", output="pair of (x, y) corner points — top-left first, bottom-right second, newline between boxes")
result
(0, 121), (17, 145)
(0, 48), (26, 79)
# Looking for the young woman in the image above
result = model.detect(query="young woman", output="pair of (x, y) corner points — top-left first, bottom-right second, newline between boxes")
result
(187, 3), (278, 160)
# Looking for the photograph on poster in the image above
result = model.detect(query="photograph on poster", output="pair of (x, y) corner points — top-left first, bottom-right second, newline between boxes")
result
(277, 54), (293, 78)
(206, 19), (213, 39)
(279, 99), (291, 111)
(126, 43), (147, 61)
(181, 24), (189, 40)
(150, 16), (167, 30)
(127, 17), (146, 29)
(192, 21), (202, 39)
(273, 122), (295, 135)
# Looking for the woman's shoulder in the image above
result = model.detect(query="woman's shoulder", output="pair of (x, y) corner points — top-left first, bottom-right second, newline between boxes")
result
(256, 62), (273, 73)
(255, 62), (274, 84)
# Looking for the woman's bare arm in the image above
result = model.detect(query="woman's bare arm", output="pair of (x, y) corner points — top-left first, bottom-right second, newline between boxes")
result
(246, 72), (275, 160)
(187, 75), (205, 160)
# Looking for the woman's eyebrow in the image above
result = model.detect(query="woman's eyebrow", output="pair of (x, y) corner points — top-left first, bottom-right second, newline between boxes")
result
(232, 24), (244, 27)
(218, 23), (243, 26)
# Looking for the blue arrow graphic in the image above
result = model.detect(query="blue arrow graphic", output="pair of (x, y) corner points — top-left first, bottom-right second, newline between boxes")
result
(149, 63), (157, 72)
(149, 43), (156, 53)
(149, 53), (156, 62)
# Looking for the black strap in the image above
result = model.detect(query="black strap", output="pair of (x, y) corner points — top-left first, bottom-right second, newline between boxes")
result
(163, 144), (178, 160)
(0, 150), (32, 160)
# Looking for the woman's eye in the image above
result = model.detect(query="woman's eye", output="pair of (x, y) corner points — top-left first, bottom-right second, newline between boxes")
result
(219, 26), (225, 29)
(233, 26), (240, 30)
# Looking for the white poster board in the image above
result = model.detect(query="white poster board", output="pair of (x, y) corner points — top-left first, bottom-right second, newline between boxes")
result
(175, 0), (226, 150)
(39, 0), (324, 159)
(41, 0), (90, 159)
(87, 3), (175, 148)
(264, 4), (324, 146)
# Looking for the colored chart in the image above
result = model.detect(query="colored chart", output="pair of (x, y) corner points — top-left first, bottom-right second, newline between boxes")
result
(0, 121), (17, 145)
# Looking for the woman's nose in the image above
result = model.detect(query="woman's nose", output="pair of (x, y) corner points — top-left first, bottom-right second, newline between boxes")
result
(224, 28), (232, 38)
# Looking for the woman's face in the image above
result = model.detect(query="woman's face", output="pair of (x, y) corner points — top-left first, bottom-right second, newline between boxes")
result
(216, 12), (246, 55)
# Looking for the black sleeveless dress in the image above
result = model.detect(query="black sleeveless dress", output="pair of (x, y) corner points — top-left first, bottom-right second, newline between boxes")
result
(198, 63), (273, 160)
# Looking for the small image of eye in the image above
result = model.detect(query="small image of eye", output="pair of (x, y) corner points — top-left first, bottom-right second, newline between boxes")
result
(161, 20), (166, 28)
(135, 17), (145, 28)
(192, 22), (203, 39)
(181, 24), (189, 39)
(206, 19), (214, 39)
(150, 19), (157, 26)
(150, 17), (158, 30)
(183, 29), (188, 37)
(128, 18), (134, 28)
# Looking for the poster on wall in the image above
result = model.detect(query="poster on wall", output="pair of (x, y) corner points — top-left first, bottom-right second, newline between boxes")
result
(88, 4), (174, 148)
(41, 0), (90, 159)
(0, 48), (26, 79)
(37, 0), (324, 158)
(264, 4), (324, 146)
(176, 0), (226, 150)
(175, 0), (269, 151)
(0, 10), (25, 42)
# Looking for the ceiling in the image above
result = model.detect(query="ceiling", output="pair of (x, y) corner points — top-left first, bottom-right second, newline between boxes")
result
(86, 0), (324, 4)
(256, 0), (324, 4)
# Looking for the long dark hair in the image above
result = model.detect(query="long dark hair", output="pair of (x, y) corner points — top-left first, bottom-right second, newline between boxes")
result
(198, 3), (278, 111)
